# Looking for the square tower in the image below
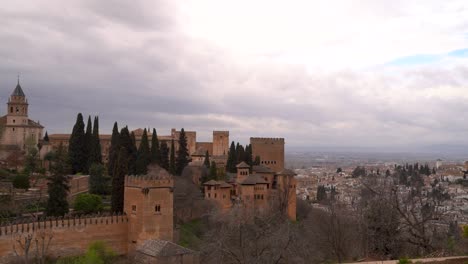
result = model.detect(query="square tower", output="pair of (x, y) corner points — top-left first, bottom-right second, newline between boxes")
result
(213, 131), (229, 156)
(124, 166), (174, 253)
(250, 138), (285, 172)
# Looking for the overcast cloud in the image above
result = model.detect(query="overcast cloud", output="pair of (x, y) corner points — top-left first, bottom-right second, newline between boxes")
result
(1, 0), (468, 151)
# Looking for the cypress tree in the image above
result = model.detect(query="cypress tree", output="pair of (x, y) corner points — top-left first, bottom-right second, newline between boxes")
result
(209, 161), (217, 181)
(43, 131), (49, 142)
(175, 128), (190, 175)
(89, 163), (106, 195)
(160, 141), (170, 170)
(226, 141), (236, 173)
(118, 127), (135, 175)
(108, 122), (120, 177)
(128, 131), (137, 175)
(136, 128), (151, 175)
(111, 146), (127, 213)
(236, 144), (245, 164)
(204, 150), (210, 168)
(92, 116), (102, 164)
(84, 116), (92, 173)
(245, 144), (253, 172)
(169, 139), (176, 175)
(46, 143), (70, 216)
(150, 128), (161, 165)
(68, 113), (86, 174)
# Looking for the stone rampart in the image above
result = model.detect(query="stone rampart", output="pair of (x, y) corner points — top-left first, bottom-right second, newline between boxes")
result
(0, 214), (128, 262)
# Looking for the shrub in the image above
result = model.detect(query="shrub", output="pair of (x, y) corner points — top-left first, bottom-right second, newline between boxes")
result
(56, 241), (116, 264)
(398, 257), (412, 264)
(12, 174), (29, 190)
(73, 193), (103, 214)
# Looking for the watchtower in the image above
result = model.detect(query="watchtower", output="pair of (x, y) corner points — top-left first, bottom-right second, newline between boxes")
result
(250, 138), (285, 172)
(124, 165), (174, 253)
(213, 131), (229, 156)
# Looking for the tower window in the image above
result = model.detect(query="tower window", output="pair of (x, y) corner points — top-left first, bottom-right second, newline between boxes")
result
(13, 120), (15, 123)
(10, 107), (13, 113)
(12, 128), (15, 131)
(155, 204), (161, 213)
(132, 205), (137, 213)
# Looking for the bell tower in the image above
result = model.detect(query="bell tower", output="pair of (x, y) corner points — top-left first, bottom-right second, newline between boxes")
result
(6, 77), (29, 126)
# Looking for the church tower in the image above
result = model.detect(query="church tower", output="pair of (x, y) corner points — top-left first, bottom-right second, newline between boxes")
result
(6, 78), (29, 127)
(0, 78), (43, 150)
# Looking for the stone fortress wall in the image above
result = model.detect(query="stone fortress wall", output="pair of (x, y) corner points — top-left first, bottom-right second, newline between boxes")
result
(0, 167), (175, 263)
(0, 214), (129, 262)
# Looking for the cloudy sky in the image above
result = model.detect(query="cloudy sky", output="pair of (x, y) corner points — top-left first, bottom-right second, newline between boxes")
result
(1, 0), (468, 151)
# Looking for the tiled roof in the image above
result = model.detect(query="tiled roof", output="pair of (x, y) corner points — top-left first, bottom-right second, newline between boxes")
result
(203, 180), (218, 185)
(11, 82), (25, 97)
(276, 169), (296, 176)
(241, 174), (268, 185)
(236, 161), (250, 168)
(137, 239), (196, 257)
(27, 119), (44, 128)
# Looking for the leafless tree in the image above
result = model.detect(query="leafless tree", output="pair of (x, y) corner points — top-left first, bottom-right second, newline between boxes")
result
(11, 230), (53, 264)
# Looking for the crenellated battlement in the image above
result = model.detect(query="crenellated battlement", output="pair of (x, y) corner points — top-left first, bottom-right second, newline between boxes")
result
(213, 131), (229, 135)
(0, 213), (128, 237)
(125, 175), (173, 188)
(250, 137), (285, 143)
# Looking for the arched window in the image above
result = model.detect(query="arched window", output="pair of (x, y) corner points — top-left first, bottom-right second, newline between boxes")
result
(155, 204), (161, 213)
(10, 107), (13, 113)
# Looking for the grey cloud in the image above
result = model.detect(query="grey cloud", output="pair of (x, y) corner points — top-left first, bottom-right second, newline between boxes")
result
(1, 0), (468, 152)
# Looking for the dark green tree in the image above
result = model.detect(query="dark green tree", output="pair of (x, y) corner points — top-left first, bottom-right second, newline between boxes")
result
(89, 163), (107, 195)
(236, 143), (245, 164)
(43, 131), (49, 142)
(128, 131), (138, 175)
(336, 167), (343, 173)
(111, 146), (127, 213)
(107, 122), (120, 177)
(244, 144), (253, 166)
(169, 139), (176, 175)
(209, 161), (217, 181)
(46, 144), (70, 216)
(253, 155), (261, 166)
(136, 128), (151, 175)
(84, 115), (93, 173)
(160, 141), (169, 170)
(204, 150), (210, 168)
(316, 185), (326, 201)
(74, 193), (103, 214)
(13, 173), (30, 189)
(175, 128), (190, 175)
(88, 116), (102, 166)
(150, 128), (161, 165)
(68, 113), (86, 174)
(226, 141), (237, 173)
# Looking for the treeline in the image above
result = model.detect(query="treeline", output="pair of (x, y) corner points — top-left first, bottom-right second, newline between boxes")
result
(45, 113), (192, 216)
(226, 142), (257, 173)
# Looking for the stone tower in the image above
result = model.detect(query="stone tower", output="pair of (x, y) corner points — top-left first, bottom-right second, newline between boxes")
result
(1, 78), (43, 150)
(250, 138), (285, 172)
(213, 131), (229, 156)
(236, 161), (250, 183)
(124, 165), (174, 253)
(7, 78), (29, 126)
